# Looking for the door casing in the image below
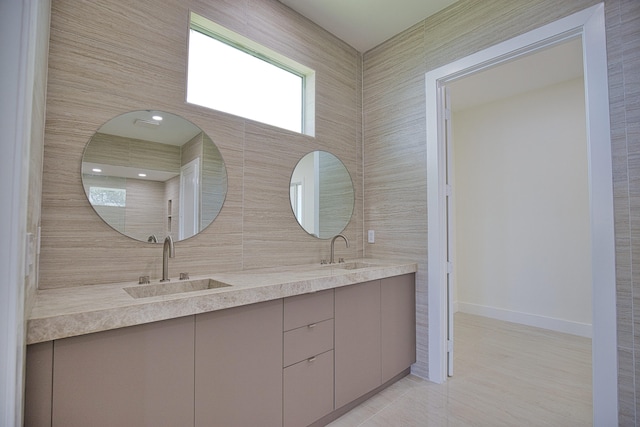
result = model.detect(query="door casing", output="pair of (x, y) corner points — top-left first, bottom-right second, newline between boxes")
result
(425, 4), (617, 425)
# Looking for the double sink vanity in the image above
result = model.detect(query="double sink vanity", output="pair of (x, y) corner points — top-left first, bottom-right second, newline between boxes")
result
(25, 259), (417, 427)
(26, 110), (417, 426)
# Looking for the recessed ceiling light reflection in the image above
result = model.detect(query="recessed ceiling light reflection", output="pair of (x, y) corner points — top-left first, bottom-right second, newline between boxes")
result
(92, 168), (102, 173)
(152, 115), (163, 121)
(138, 173), (147, 177)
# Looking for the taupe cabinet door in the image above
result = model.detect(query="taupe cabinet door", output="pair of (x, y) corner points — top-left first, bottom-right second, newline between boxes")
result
(334, 280), (382, 409)
(25, 341), (53, 427)
(195, 299), (283, 427)
(52, 316), (195, 427)
(381, 273), (416, 382)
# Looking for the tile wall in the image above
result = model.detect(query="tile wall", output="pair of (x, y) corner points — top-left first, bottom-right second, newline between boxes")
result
(361, 0), (638, 423)
(39, 0), (363, 289)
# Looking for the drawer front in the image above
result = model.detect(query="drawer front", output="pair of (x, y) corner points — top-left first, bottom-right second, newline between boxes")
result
(284, 319), (334, 367)
(283, 289), (334, 331)
(283, 350), (334, 427)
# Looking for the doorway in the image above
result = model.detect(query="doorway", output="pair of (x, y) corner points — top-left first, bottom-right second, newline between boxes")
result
(425, 4), (617, 425)
(448, 36), (591, 341)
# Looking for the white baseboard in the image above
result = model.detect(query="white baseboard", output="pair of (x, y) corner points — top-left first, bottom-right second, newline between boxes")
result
(456, 302), (592, 338)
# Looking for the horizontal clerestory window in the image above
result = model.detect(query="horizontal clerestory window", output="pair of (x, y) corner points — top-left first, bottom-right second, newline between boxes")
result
(187, 12), (315, 135)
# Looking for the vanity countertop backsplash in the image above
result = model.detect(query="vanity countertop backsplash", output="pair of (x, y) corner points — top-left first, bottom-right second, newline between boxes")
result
(27, 259), (417, 344)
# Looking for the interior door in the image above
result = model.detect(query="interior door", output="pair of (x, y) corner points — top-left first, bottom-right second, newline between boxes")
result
(179, 158), (200, 240)
(444, 85), (454, 377)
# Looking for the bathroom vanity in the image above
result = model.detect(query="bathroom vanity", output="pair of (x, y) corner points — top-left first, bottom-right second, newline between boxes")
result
(25, 260), (416, 427)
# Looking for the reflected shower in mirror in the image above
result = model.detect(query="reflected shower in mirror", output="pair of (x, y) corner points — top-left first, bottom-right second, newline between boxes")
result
(81, 110), (227, 243)
(290, 150), (354, 239)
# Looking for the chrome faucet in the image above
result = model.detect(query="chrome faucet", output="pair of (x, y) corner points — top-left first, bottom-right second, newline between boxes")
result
(330, 234), (349, 264)
(160, 235), (175, 282)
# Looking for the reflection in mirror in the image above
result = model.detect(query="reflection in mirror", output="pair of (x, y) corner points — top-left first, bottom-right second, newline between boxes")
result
(82, 111), (227, 243)
(290, 151), (354, 239)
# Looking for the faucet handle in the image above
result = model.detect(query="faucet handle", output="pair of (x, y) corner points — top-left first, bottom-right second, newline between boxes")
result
(179, 272), (190, 280)
(338, 258), (345, 263)
(320, 259), (328, 265)
(138, 275), (150, 285)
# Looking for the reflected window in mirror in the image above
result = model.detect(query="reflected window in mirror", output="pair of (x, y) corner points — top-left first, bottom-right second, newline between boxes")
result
(290, 151), (354, 239)
(187, 12), (316, 136)
(89, 186), (126, 207)
(82, 111), (228, 243)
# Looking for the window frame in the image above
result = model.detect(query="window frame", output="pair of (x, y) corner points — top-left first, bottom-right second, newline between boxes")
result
(188, 12), (315, 136)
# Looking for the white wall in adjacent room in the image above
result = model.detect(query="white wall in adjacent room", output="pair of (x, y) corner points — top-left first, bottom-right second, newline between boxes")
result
(452, 77), (592, 336)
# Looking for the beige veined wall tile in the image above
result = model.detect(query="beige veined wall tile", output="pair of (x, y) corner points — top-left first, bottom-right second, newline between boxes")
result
(40, 0), (361, 287)
(361, 0), (624, 388)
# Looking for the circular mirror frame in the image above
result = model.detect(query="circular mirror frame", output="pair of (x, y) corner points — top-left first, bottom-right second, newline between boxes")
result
(289, 150), (355, 239)
(81, 110), (228, 243)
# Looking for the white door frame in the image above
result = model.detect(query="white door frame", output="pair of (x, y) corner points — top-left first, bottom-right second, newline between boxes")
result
(1, 0), (44, 424)
(426, 4), (617, 425)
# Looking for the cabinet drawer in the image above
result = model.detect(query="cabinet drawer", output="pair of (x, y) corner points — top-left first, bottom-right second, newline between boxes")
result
(283, 350), (334, 427)
(284, 289), (334, 331)
(284, 319), (334, 367)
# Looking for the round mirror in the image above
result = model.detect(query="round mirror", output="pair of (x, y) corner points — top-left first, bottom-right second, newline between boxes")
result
(81, 110), (227, 243)
(289, 151), (354, 239)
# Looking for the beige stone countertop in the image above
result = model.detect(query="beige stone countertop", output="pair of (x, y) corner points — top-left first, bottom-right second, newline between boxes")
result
(27, 258), (417, 344)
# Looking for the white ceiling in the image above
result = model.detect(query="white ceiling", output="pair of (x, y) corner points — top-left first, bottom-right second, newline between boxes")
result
(98, 110), (202, 146)
(449, 37), (584, 112)
(278, 1), (584, 110)
(278, 0), (459, 52)
(87, 111), (203, 182)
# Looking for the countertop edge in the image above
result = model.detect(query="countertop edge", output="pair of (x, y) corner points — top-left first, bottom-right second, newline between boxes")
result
(27, 260), (417, 344)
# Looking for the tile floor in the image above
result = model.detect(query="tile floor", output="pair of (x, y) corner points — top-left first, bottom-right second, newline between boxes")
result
(327, 312), (592, 426)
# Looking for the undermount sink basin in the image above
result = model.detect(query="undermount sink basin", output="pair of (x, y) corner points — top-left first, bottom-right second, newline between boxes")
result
(332, 262), (375, 270)
(124, 278), (232, 299)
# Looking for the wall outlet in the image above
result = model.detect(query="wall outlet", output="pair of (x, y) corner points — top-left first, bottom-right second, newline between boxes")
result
(367, 230), (375, 243)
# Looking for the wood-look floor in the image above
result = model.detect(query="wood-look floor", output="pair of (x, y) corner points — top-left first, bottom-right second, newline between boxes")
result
(328, 313), (592, 426)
